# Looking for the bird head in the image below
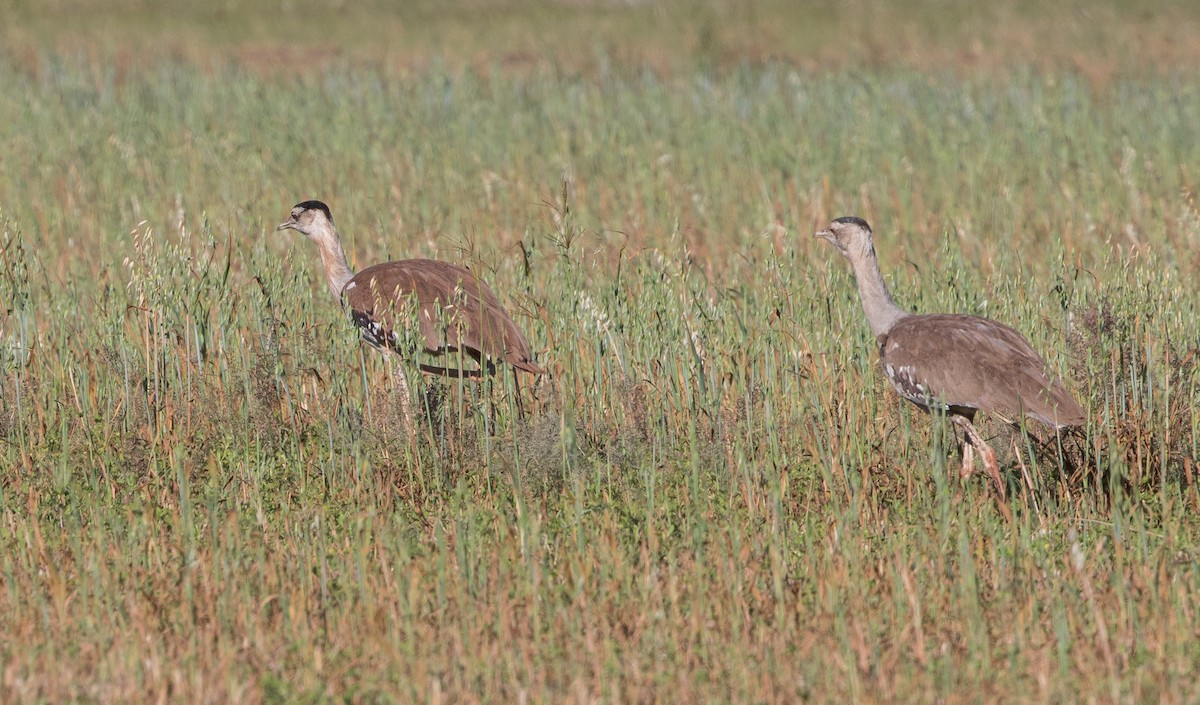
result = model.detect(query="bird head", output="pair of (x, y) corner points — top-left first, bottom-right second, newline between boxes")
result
(815, 216), (874, 259)
(277, 200), (335, 241)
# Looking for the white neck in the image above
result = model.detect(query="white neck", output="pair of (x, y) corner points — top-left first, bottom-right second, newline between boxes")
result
(317, 239), (354, 299)
(847, 243), (908, 337)
(308, 221), (355, 299)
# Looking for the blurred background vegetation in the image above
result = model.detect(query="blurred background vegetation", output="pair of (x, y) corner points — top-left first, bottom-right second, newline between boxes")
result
(5, 0), (1200, 77)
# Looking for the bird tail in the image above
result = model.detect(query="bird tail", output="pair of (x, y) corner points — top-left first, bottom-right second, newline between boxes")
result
(508, 357), (546, 375)
(1025, 377), (1087, 428)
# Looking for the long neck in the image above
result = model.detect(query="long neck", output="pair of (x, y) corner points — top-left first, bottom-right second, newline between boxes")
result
(312, 228), (355, 300)
(848, 244), (908, 337)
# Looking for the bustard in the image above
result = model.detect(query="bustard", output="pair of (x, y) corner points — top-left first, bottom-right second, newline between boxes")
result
(277, 200), (544, 418)
(815, 216), (1085, 496)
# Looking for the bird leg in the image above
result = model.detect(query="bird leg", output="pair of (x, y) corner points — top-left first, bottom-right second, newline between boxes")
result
(958, 432), (975, 480)
(389, 358), (417, 442)
(511, 369), (527, 420)
(950, 415), (1004, 498)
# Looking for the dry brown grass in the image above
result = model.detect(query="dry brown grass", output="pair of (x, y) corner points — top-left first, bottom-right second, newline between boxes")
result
(1, 2), (1199, 701)
(5, 0), (1200, 83)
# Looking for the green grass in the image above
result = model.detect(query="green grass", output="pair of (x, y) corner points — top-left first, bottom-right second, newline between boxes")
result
(2, 2), (1200, 702)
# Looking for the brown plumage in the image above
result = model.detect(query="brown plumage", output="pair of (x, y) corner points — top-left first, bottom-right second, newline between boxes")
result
(816, 216), (1085, 496)
(879, 314), (1084, 428)
(277, 200), (543, 378)
(344, 259), (544, 375)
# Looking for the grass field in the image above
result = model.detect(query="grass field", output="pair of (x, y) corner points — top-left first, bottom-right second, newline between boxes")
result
(2, 1), (1200, 702)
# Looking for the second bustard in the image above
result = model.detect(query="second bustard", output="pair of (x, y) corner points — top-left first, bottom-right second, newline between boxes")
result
(816, 216), (1084, 497)
(277, 200), (544, 400)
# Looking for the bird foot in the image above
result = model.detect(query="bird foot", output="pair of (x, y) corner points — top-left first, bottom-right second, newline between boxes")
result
(980, 443), (1005, 499)
(952, 415), (1005, 498)
(958, 440), (975, 479)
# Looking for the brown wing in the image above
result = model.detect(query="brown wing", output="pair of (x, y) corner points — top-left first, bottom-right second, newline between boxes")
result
(878, 314), (1084, 428)
(341, 259), (543, 374)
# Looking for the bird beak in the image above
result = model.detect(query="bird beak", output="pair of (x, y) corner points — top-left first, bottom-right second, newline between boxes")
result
(276, 220), (294, 232)
(815, 228), (833, 242)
